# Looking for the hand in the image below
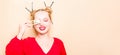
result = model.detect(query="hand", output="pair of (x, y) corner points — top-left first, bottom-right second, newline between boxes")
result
(17, 21), (32, 40)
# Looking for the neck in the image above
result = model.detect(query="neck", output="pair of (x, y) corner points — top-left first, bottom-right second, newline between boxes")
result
(37, 33), (50, 39)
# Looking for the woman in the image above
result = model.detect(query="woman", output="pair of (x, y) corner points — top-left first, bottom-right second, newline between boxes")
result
(6, 7), (67, 55)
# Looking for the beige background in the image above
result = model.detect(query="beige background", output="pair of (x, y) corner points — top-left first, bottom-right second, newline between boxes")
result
(0, 0), (120, 55)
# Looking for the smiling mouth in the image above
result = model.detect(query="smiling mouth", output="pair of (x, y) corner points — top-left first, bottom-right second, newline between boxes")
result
(39, 26), (46, 31)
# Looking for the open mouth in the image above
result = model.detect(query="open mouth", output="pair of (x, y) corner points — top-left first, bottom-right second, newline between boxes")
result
(39, 25), (46, 31)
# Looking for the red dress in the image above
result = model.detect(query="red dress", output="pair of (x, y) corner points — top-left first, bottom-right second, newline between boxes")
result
(6, 36), (66, 55)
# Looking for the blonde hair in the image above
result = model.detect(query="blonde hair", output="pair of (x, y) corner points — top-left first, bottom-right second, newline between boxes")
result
(30, 7), (52, 23)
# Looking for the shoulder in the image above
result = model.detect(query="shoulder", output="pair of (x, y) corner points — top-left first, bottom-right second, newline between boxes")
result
(23, 37), (34, 40)
(54, 37), (64, 44)
(22, 37), (35, 44)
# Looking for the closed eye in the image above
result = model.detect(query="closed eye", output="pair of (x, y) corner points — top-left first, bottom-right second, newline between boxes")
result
(44, 18), (48, 22)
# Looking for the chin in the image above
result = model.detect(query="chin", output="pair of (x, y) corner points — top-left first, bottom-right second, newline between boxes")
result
(39, 31), (48, 34)
(38, 29), (49, 35)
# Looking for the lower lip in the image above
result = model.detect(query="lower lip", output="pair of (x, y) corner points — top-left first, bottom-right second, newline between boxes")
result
(39, 26), (46, 31)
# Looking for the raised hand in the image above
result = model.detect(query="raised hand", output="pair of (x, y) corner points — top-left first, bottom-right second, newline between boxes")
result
(17, 20), (33, 40)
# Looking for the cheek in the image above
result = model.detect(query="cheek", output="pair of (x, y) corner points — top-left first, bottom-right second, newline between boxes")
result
(33, 25), (39, 30)
(45, 22), (51, 27)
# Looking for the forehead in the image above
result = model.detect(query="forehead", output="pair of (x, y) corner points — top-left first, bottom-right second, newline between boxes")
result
(34, 11), (49, 19)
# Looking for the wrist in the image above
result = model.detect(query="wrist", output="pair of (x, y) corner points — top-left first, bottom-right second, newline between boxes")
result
(17, 32), (24, 40)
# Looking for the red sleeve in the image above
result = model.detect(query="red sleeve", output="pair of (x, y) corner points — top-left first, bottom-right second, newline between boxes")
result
(6, 36), (24, 55)
(60, 41), (67, 55)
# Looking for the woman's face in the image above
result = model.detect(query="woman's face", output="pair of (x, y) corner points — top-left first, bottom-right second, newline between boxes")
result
(33, 11), (51, 34)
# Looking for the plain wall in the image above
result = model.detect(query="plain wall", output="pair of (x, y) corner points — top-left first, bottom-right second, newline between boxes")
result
(0, 0), (120, 55)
